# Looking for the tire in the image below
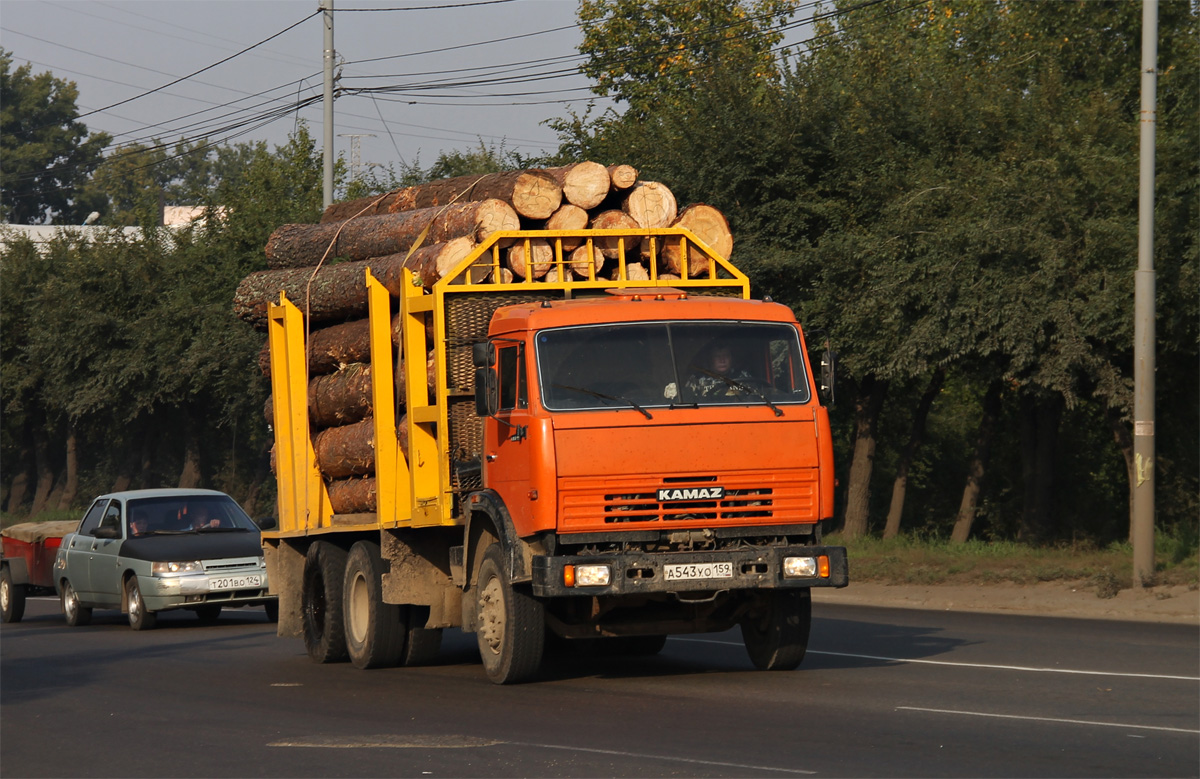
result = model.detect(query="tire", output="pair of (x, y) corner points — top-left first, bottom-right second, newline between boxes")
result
(475, 543), (544, 684)
(342, 541), (406, 669)
(302, 541), (349, 663)
(263, 599), (279, 623)
(193, 604), (222, 623)
(60, 579), (92, 627)
(126, 577), (157, 631)
(1, 567), (26, 624)
(741, 589), (811, 671)
(400, 605), (443, 666)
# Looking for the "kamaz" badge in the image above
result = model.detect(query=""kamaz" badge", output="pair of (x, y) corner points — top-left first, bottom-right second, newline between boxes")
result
(657, 487), (725, 501)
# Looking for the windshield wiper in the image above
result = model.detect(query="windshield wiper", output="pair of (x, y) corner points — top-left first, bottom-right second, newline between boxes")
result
(697, 370), (784, 417)
(553, 384), (653, 420)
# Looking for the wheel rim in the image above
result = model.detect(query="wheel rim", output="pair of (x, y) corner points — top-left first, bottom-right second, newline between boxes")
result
(63, 583), (77, 620)
(347, 571), (369, 644)
(477, 576), (506, 656)
(128, 583), (142, 623)
(1, 578), (10, 612)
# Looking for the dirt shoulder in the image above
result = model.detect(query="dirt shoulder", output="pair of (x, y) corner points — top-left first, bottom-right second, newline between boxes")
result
(814, 581), (1200, 624)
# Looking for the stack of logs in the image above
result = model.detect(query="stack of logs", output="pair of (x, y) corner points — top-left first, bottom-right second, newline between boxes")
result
(234, 162), (733, 514)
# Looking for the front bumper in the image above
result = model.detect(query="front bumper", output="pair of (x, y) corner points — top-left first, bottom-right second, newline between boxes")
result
(531, 545), (847, 598)
(140, 570), (273, 613)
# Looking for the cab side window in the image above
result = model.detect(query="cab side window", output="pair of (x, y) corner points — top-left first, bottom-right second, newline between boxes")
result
(77, 500), (108, 537)
(97, 500), (123, 536)
(498, 345), (527, 412)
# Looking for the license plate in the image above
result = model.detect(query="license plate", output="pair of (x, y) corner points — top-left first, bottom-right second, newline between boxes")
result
(209, 574), (262, 591)
(663, 562), (734, 581)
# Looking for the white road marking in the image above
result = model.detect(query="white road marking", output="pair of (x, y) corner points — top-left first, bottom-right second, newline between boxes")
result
(897, 706), (1200, 734)
(268, 735), (815, 774)
(671, 638), (1200, 681)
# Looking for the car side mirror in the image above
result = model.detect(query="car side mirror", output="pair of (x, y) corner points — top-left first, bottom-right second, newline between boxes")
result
(819, 349), (837, 406)
(94, 526), (120, 540)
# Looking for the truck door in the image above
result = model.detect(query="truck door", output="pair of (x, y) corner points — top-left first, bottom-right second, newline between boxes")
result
(86, 500), (125, 606)
(486, 342), (534, 525)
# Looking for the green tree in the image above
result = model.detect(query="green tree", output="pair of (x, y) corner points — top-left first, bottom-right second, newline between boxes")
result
(0, 51), (111, 224)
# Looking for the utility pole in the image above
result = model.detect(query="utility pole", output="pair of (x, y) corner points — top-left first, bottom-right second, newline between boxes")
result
(339, 133), (376, 180)
(321, 0), (335, 209)
(1132, 0), (1158, 587)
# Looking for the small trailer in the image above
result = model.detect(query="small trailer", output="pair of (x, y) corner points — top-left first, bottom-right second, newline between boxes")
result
(1, 521), (79, 623)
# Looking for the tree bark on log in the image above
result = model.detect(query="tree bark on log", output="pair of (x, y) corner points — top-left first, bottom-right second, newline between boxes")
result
(314, 417), (376, 479)
(371, 236), (476, 289)
(952, 382), (1003, 543)
(544, 162), (611, 209)
(607, 164), (638, 191)
(662, 204), (733, 277)
(545, 204), (589, 251)
(310, 363), (376, 428)
(622, 181), (677, 229)
(507, 239), (553, 279)
(235, 261), (372, 327)
(589, 210), (642, 259)
(883, 368), (946, 539)
(264, 200), (518, 269)
(386, 169), (562, 220)
(327, 476), (377, 513)
(320, 190), (405, 224)
(841, 375), (889, 539)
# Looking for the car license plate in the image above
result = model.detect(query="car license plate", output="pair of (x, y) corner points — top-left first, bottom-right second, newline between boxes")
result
(663, 562), (733, 581)
(209, 574), (262, 591)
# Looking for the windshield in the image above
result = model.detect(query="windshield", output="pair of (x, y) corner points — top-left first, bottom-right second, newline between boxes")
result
(127, 495), (257, 537)
(537, 321), (811, 411)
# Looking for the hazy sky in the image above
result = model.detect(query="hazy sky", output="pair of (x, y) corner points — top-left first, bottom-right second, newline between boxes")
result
(2, 0), (602, 178)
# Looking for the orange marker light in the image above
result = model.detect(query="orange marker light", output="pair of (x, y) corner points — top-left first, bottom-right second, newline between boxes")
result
(563, 565), (576, 588)
(818, 555), (830, 578)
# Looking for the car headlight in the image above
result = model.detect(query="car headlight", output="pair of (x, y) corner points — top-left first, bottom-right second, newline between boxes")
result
(152, 560), (204, 575)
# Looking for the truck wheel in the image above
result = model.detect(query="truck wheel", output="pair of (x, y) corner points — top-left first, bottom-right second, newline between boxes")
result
(343, 541), (406, 669)
(475, 543), (544, 684)
(126, 577), (157, 631)
(60, 579), (92, 627)
(302, 541), (349, 663)
(741, 589), (810, 671)
(401, 605), (443, 666)
(2, 567), (26, 623)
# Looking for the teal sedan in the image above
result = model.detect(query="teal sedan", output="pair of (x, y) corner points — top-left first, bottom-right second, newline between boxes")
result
(54, 489), (276, 630)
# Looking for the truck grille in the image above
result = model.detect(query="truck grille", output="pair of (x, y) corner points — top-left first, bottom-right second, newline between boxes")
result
(559, 473), (818, 531)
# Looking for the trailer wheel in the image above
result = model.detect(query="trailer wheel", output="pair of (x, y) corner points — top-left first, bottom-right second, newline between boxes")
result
(343, 541), (406, 669)
(1, 567), (26, 624)
(302, 541), (349, 663)
(60, 579), (91, 627)
(126, 577), (157, 631)
(741, 589), (811, 671)
(475, 543), (544, 684)
(401, 605), (443, 666)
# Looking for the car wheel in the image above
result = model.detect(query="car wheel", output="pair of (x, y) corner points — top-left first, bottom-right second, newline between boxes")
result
(342, 541), (406, 669)
(126, 577), (157, 631)
(1, 567), (26, 624)
(741, 589), (810, 671)
(302, 541), (348, 663)
(475, 543), (544, 684)
(194, 604), (222, 623)
(263, 600), (279, 623)
(401, 605), (443, 666)
(60, 579), (92, 627)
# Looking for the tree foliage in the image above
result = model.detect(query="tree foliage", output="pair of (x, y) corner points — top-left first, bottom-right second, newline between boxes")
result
(1, 51), (111, 224)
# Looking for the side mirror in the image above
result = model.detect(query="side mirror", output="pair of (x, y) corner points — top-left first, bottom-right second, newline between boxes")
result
(819, 349), (837, 406)
(474, 366), (498, 417)
(473, 341), (495, 368)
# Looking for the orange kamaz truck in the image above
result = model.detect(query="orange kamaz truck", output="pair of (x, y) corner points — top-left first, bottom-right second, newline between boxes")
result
(262, 226), (847, 683)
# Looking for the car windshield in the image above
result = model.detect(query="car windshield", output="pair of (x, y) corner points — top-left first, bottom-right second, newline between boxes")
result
(537, 321), (811, 412)
(127, 495), (257, 537)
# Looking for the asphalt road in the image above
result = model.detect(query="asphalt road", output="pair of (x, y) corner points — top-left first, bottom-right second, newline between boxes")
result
(2, 596), (1197, 779)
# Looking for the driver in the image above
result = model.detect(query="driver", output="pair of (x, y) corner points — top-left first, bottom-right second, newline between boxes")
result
(684, 343), (753, 398)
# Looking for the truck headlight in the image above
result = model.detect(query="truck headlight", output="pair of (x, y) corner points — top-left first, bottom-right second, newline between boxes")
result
(564, 564), (611, 587)
(783, 556), (818, 578)
(152, 560), (204, 575)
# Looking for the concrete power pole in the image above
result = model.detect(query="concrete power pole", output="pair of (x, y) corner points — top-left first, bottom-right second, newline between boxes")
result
(1132, 0), (1158, 587)
(322, 0), (335, 209)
